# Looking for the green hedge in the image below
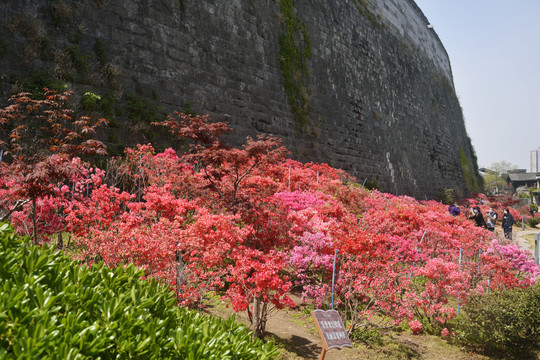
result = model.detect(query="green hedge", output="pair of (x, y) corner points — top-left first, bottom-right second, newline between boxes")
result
(0, 223), (278, 359)
(452, 283), (540, 354)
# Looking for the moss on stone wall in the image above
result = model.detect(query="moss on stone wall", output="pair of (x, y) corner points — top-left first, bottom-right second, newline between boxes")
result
(466, 136), (484, 191)
(351, 0), (380, 27)
(459, 145), (482, 194)
(279, 0), (311, 133)
(0, 33), (7, 58)
(93, 38), (106, 67)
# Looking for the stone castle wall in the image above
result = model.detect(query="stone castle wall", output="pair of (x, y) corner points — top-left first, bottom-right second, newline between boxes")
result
(0, 0), (480, 198)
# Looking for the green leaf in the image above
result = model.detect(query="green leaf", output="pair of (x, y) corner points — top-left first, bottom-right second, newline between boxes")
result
(135, 336), (151, 353)
(0, 225), (279, 359)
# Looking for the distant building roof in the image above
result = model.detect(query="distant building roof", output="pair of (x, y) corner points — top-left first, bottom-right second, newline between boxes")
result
(508, 169), (527, 174)
(507, 173), (540, 182)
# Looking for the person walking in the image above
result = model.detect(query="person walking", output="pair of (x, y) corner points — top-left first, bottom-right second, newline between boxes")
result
(485, 208), (498, 232)
(501, 208), (514, 240)
(468, 206), (486, 228)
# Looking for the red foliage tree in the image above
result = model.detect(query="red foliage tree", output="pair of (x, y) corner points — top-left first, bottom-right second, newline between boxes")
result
(154, 113), (295, 336)
(0, 89), (107, 244)
(154, 112), (289, 205)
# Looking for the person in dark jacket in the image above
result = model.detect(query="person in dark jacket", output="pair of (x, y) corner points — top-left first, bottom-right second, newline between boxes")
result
(501, 208), (514, 240)
(468, 206), (486, 228)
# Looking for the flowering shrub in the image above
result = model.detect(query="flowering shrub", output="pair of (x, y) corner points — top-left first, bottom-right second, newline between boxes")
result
(465, 194), (523, 223)
(485, 240), (538, 282)
(3, 110), (538, 339)
(11, 195), (65, 239)
(409, 319), (423, 334)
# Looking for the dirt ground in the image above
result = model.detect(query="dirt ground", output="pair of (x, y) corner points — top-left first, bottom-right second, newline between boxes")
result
(259, 303), (491, 360)
(207, 293), (493, 360)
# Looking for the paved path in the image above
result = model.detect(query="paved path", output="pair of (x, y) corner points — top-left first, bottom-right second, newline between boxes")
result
(514, 228), (540, 256)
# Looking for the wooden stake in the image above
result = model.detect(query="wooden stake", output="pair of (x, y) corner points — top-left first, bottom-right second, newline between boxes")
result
(319, 347), (327, 360)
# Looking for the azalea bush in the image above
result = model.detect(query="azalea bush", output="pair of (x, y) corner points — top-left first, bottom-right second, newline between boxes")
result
(278, 186), (537, 335)
(2, 100), (538, 339)
(464, 193), (523, 224)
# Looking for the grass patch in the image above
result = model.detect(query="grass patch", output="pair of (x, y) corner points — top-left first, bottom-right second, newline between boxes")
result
(289, 310), (316, 333)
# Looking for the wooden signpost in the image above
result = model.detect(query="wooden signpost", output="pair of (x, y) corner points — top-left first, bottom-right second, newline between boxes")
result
(312, 309), (352, 360)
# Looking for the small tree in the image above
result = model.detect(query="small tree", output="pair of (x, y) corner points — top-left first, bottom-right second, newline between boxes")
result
(0, 89), (107, 244)
(483, 161), (518, 195)
(489, 161), (518, 176)
(154, 112), (289, 204)
(155, 112), (294, 338)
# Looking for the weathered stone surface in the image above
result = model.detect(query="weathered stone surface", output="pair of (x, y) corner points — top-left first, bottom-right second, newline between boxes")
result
(0, 0), (480, 198)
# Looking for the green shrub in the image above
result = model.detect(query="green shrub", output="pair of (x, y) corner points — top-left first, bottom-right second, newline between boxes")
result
(81, 91), (117, 116)
(438, 188), (455, 205)
(125, 93), (165, 123)
(527, 217), (540, 228)
(452, 284), (540, 354)
(363, 179), (380, 191)
(18, 71), (65, 96)
(350, 326), (384, 347)
(81, 91), (103, 111)
(0, 223), (278, 359)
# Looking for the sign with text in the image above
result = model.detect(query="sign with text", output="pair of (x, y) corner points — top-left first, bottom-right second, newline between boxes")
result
(312, 310), (352, 351)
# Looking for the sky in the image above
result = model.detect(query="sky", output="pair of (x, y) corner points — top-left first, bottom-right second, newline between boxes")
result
(413, 0), (540, 171)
